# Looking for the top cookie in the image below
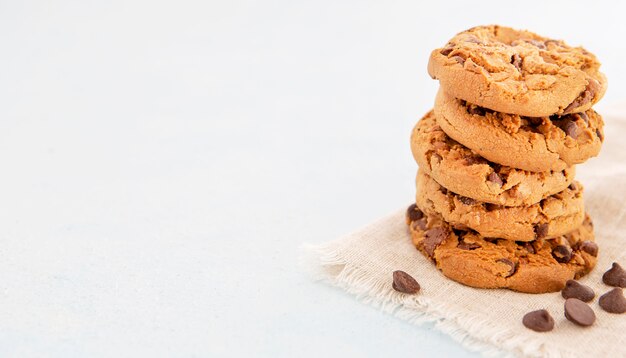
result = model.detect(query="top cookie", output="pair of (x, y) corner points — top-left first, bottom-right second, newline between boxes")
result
(428, 25), (607, 117)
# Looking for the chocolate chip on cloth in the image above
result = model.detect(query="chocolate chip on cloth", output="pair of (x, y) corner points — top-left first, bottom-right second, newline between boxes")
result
(406, 211), (597, 293)
(599, 288), (626, 314)
(392, 271), (421, 294)
(561, 280), (595, 302)
(564, 298), (596, 327)
(409, 110), (576, 207)
(602, 262), (626, 288)
(522, 310), (555, 332)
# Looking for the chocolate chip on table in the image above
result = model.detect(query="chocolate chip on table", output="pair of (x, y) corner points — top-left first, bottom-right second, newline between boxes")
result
(458, 196), (477, 205)
(510, 53), (523, 71)
(562, 120), (579, 139)
(561, 280), (595, 302)
(552, 245), (573, 263)
(496, 258), (517, 277)
(392, 270), (420, 294)
(522, 309), (554, 332)
(577, 241), (598, 257)
(602, 262), (626, 288)
(423, 227), (449, 257)
(598, 288), (626, 314)
(406, 204), (424, 222)
(564, 298), (596, 326)
(487, 172), (503, 186)
(534, 223), (549, 239)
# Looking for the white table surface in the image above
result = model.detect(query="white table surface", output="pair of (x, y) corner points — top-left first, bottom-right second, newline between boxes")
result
(1, 1), (625, 356)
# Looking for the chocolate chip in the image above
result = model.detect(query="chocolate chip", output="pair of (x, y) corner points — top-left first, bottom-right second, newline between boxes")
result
(579, 112), (589, 124)
(487, 172), (503, 186)
(510, 54), (523, 72)
(599, 288), (626, 314)
(485, 203), (504, 212)
(521, 241), (536, 254)
(561, 280), (595, 302)
(423, 227), (449, 257)
(563, 120), (579, 139)
(578, 241), (598, 257)
(458, 241), (480, 250)
(563, 79), (600, 114)
(464, 156), (485, 165)
(451, 55), (465, 65)
(522, 309), (554, 332)
(564, 298), (596, 326)
(496, 258), (517, 277)
(552, 245), (572, 263)
(467, 105), (486, 116)
(439, 187), (448, 195)
(596, 129), (604, 141)
(602, 262), (626, 288)
(406, 204), (424, 222)
(414, 217), (428, 230)
(535, 223), (549, 239)
(568, 182), (578, 191)
(458, 196), (477, 205)
(392, 270), (420, 294)
(440, 45), (454, 56)
(431, 153), (443, 162)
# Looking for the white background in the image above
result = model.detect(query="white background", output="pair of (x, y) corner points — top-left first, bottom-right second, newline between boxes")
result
(1, 1), (625, 357)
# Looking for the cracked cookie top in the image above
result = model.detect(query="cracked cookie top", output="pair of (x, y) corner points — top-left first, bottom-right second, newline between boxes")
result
(428, 25), (607, 117)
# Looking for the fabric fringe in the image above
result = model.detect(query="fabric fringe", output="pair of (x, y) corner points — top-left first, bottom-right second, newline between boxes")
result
(301, 240), (568, 358)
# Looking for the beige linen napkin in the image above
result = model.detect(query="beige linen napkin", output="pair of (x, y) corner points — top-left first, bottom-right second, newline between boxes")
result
(305, 113), (626, 357)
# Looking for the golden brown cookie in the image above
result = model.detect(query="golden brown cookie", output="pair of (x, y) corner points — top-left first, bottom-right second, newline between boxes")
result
(415, 170), (585, 242)
(410, 110), (575, 206)
(427, 25), (607, 117)
(435, 89), (604, 172)
(406, 206), (598, 293)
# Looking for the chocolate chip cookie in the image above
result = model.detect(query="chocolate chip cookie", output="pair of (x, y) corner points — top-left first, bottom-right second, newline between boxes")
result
(410, 110), (575, 206)
(406, 207), (597, 293)
(435, 89), (604, 172)
(428, 25), (607, 117)
(415, 170), (585, 241)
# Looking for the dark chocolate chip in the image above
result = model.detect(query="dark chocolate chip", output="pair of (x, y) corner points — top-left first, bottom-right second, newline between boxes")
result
(535, 223), (549, 239)
(392, 270), (420, 294)
(439, 187), (448, 195)
(564, 298), (595, 326)
(487, 172), (503, 186)
(561, 280), (595, 302)
(602, 262), (626, 288)
(596, 129), (604, 141)
(458, 241), (480, 250)
(451, 55), (465, 65)
(563, 120), (579, 139)
(406, 204), (424, 222)
(423, 227), (449, 257)
(568, 182), (578, 191)
(485, 203), (504, 212)
(458, 196), (477, 205)
(496, 258), (517, 277)
(510, 54), (523, 72)
(522, 309), (554, 332)
(440, 45), (454, 56)
(578, 241), (598, 257)
(414, 217), (428, 230)
(598, 288), (626, 314)
(552, 245), (572, 263)
(521, 241), (536, 254)
(563, 79), (600, 114)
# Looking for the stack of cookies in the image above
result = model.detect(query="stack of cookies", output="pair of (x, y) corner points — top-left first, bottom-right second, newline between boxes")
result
(406, 25), (606, 293)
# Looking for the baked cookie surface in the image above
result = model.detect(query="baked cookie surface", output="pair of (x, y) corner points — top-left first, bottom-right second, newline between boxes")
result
(415, 170), (585, 242)
(427, 25), (607, 117)
(406, 206), (598, 293)
(435, 89), (604, 172)
(410, 110), (575, 206)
